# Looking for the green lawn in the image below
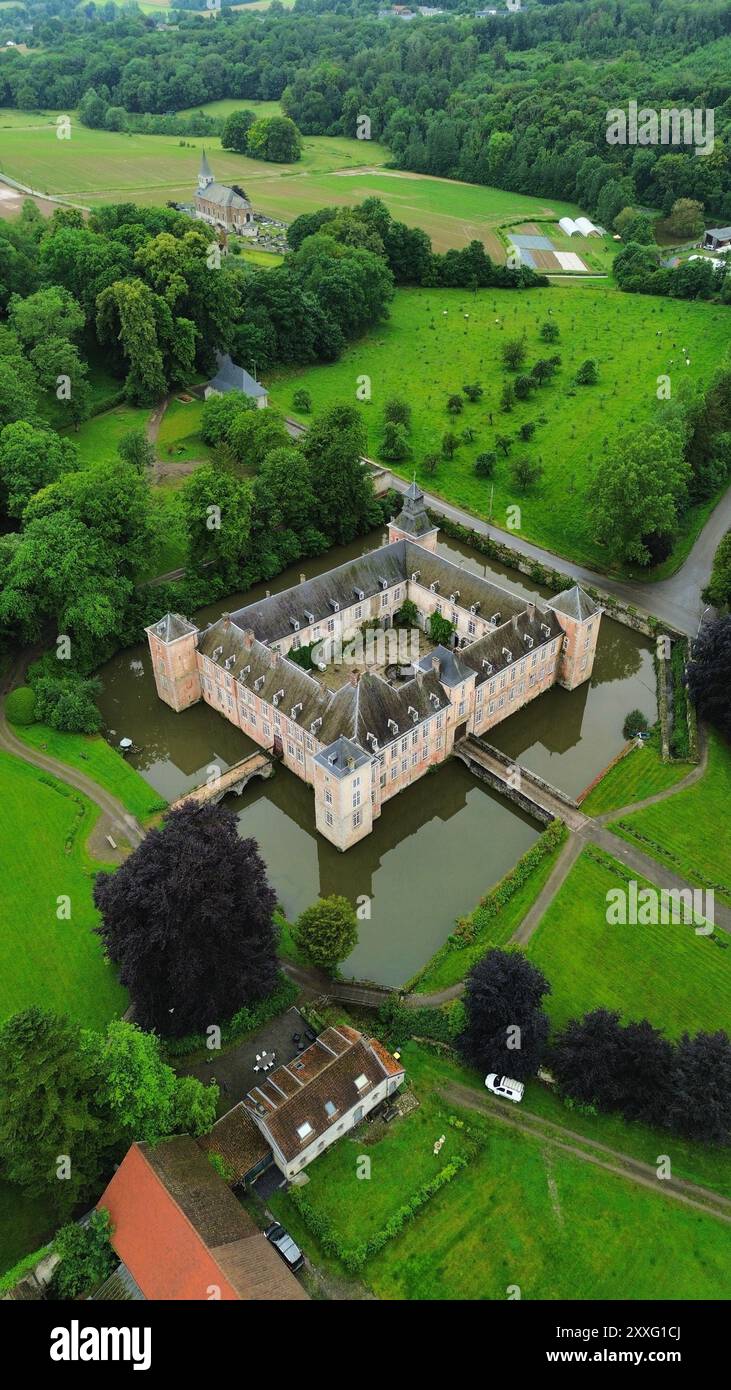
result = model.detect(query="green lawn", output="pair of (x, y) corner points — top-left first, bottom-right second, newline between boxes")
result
(526, 846), (730, 1038)
(0, 1182), (56, 1282)
(609, 729), (731, 903)
(269, 285), (730, 570)
(13, 723), (166, 821)
(0, 751), (127, 1027)
(582, 730), (693, 816)
(411, 828), (567, 995)
(156, 395), (212, 464)
(271, 1043), (731, 1300)
(62, 402), (152, 468)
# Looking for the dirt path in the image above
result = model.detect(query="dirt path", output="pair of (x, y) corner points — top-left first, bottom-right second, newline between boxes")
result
(441, 1081), (731, 1224)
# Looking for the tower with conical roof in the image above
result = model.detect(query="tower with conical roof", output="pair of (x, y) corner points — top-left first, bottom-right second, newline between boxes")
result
(198, 149), (214, 193)
(388, 477), (439, 551)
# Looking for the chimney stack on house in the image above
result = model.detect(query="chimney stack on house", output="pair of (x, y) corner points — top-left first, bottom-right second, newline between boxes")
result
(222, 612), (231, 630)
(242, 628), (255, 650)
(269, 649), (280, 669)
(348, 670), (360, 686)
(527, 602), (535, 621)
(300, 574), (306, 584)
(431, 655), (441, 676)
(511, 614), (519, 633)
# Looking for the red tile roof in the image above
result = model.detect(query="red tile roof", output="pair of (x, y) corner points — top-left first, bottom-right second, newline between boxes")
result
(98, 1138), (307, 1301)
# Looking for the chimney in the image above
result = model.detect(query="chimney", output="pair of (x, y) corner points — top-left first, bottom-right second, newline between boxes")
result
(222, 612), (230, 629)
(348, 670), (360, 687)
(527, 602), (535, 622)
(511, 613), (519, 633)
(431, 655), (441, 676)
(300, 573), (306, 584)
(242, 628), (254, 650)
(269, 649), (280, 669)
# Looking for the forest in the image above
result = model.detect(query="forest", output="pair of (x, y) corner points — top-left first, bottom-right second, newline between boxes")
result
(1, 0), (730, 226)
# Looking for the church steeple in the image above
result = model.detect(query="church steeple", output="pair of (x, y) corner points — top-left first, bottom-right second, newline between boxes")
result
(387, 476), (440, 551)
(198, 149), (214, 192)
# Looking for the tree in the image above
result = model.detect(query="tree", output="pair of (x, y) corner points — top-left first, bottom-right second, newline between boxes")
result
(422, 452), (439, 475)
(446, 393), (463, 414)
(9, 285), (84, 349)
(428, 610), (455, 646)
(32, 673), (102, 734)
(292, 388), (312, 413)
(118, 428), (155, 474)
(89, 1020), (217, 1143)
(462, 382), (483, 402)
(475, 451), (496, 478)
(301, 404), (375, 545)
(666, 198), (705, 241)
(0, 1008), (109, 1213)
(441, 431), (458, 458)
(511, 457), (543, 491)
(200, 392), (255, 447)
(384, 397), (411, 428)
(93, 802), (279, 1037)
(685, 615), (731, 738)
(0, 421), (80, 519)
(530, 358), (556, 386)
(226, 408), (290, 474)
(668, 1031), (731, 1145)
(221, 109), (256, 154)
(576, 358), (598, 385)
(501, 338), (526, 371)
(551, 1009), (629, 1110)
(539, 321), (559, 343)
(500, 381), (515, 412)
(703, 530), (731, 610)
(457, 949), (550, 1082)
(247, 115), (302, 163)
(495, 433), (512, 457)
(183, 465), (252, 584)
(53, 1209), (116, 1300)
(514, 374), (534, 401)
(592, 427), (690, 567)
(381, 420), (410, 461)
(250, 446), (324, 572)
(519, 421), (536, 441)
(293, 896), (358, 970)
(394, 597), (419, 628)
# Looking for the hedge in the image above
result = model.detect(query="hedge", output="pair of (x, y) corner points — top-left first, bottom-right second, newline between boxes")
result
(0, 1244), (52, 1297)
(288, 1154), (468, 1273)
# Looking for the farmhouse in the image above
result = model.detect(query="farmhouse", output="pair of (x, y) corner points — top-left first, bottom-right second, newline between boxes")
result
(703, 226), (731, 252)
(96, 1136), (308, 1301)
(194, 150), (255, 237)
(240, 1024), (405, 1180)
(147, 484), (601, 850)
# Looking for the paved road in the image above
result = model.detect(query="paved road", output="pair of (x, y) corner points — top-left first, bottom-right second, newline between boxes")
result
(284, 416), (730, 636)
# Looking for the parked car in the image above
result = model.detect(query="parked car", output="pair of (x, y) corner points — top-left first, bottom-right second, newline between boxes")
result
(265, 1222), (305, 1272)
(485, 1073), (524, 1103)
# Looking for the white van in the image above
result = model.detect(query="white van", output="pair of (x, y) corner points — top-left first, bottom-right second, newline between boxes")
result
(485, 1074), (524, 1103)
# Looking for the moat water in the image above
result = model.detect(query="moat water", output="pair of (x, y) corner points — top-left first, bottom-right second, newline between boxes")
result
(97, 531), (658, 987)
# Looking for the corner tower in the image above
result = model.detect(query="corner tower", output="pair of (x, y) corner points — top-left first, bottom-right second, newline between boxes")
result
(547, 585), (601, 690)
(388, 479), (439, 551)
(145, 612), (201, 712)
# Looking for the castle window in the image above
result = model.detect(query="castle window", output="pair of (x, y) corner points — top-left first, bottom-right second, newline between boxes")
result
(326, 811), (333, 827)
(411, 751), (418, 767)
(325, 789), (333, 806)
(468, 620), (476, 636)
(391, 766), (398, 781)
(459, 701), (466, 716)
(353, 810), (362, 828)
(352, 788), (361, 809)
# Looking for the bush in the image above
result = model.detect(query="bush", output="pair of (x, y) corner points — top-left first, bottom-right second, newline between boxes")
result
(474, 452), (496, 478)
(5, 686), (36, 726)
(381, 421), (411, 461)
(292, 389), (312, 413)
(31, 674), (102, 734)
(52, 1209), (115, 1300)
(384, 397), (411, 428)
(293, 896), (358, 970)
(428, 610), (455, 646)
(576, 359), (598, 385)
(623, 708), (649, 739)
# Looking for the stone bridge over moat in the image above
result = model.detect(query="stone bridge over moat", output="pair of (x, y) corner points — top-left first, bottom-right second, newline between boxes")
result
(170, 751), (274, 811)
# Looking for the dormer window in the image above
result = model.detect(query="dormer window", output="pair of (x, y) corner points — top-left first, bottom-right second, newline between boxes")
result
(541, 623), (551, 637)
(470, 602), (480, 614)
(490, 613), (501, 625)
(502, 648), (512, 662)
(450, 591), (459, 604)
(272, 689), (285, 706)
(379, 578), (388, 590)
(224, 654), (235, 670)
(212, 646), (223, 660)
(353, 588), (365, 602)
(329, 599), (340, 613)
(408, 705), (418, 723)
(411, 571), (420, 582)
(324, 1100), (338, 1120)
(430, 581), (440, 593)
(290, 703), (303, 720)
(354, 1074), (369, 1092)
(289, 617), (300, 631)
(304, 610), (315, 624)
(297, 1121), (313, 1142)
(387, 718), (399, 735)
(254, 675), (265, 691)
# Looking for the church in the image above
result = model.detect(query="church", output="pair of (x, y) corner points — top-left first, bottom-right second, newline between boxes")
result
(194, 151), (256, 237)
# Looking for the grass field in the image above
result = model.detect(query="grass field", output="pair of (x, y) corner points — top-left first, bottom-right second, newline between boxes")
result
(610, 729), (731, 903)
(156, 395), (213, 464)
(269, 284), (730, 569)
(0, 751), (127, 1028)
(61, 401), (152, 468)
(0, 116), (587, 253)
(525, 846), (730, 1037)
(13, 724), (166, 821)
(270, 1044), (731, 1300)
(582, 730), (693, 816)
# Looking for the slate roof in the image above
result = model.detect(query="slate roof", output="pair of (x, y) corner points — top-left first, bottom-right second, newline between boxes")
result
(98, 1138), (307, 1301)
(198, 182), (251, 211)
(391, 479), (437, 539)
(197, 620), (329, 733)
(314, 735), (371, 777)
(403, 541), (525, 623)
(461, 607), (564, 686)
(198, 149), (213, 182)
(418, 643), (475, 687)
(147, 612), (198, 643)
(243, 1026), (404, 1163)
(548, 584), (597, 622)
(317, 668), (449, 749)
(207, 352), (267, 398)
(706, 226), (731, 240)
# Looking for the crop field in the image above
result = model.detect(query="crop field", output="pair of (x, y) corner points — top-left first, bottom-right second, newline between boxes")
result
(525, 847), (731, 1038)
(270, 283), (730, 568)
(0, 116), (585, 253)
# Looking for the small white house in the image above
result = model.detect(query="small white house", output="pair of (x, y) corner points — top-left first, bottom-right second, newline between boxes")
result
(204, 352), (268, 408)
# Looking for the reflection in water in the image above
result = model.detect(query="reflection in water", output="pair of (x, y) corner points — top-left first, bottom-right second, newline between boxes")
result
(97, 530), (657, 984)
